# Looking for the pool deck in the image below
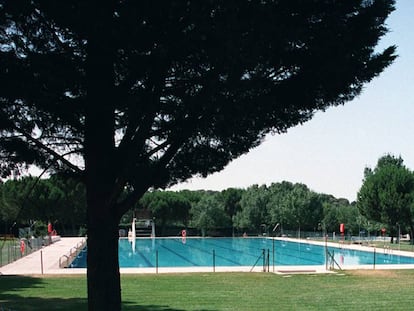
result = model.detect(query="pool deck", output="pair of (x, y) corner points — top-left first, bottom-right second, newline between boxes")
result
(1, 237), (414, 276)
(280, 237), (414, 271)
(0, 237), (87, 275)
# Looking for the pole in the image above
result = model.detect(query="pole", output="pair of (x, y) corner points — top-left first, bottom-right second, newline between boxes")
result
(271, 223), (279, 273)
(156, 250), (158, 274)
(325, 234), (328, 270)
(40, 250), (44, 275)
(267, 249), (270, 272)
(272, 238), (275, 272)
(262, 249), (265, 272)
(213, 249), (215, 272)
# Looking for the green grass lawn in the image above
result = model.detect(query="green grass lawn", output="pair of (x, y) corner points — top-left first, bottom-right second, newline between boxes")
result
(1, 270), (414, 310)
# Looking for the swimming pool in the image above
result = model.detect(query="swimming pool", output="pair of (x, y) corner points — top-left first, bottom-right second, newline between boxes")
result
(69, 237), (414, 268)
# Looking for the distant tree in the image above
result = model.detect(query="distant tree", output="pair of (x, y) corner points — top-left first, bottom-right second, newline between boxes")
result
(0, 182), (16, 221)
(0, 1), (396, 309)
(220, 188), (243, 223)
(282, 184), (323, 234)
(139, 190), (190, 234)
(190, 193), (230, 236)
(320, 195), (345, 231)
(357, 154), (414, 242)
(267, 182), (323, 234)
(322, 198), (362, 235)
(267, 181), (295, 232)
(0, 177), (41, 222)
(0, 180), (20, 233)
(0, 175), (86, 235)
(267, 181), (293, 233)
(234, 185), (270, 233)
(47, 175), (86, 235)
(178, 190), (205, 206)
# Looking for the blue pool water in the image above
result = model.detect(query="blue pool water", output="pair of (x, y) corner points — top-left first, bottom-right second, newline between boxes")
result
(69, 237), (414, 268)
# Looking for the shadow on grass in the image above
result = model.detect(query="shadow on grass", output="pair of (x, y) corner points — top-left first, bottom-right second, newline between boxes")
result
(0, 276), (212, 311)
(0, 275), (86, 310)
(122, 304), (212, 311)
(122, 302), (214, 311)
(0, 295), (88, 311)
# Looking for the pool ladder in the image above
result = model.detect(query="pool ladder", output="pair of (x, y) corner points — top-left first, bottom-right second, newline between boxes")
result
(59, 238), (87, 268)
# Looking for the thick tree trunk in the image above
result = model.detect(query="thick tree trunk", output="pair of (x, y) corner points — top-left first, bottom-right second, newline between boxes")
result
(85, 103), (121, 310)
(84, 3), (119, 309)
(87, 200), (121, 310)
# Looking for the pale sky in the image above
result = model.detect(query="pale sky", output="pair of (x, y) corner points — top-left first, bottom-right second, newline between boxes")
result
(171, 0), (414, 202)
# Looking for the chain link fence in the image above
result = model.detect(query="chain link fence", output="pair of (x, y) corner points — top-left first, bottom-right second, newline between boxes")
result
(0, 236), (52, 267)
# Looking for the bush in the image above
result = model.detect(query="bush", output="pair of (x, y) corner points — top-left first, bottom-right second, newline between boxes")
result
(33, 221), (48, 237)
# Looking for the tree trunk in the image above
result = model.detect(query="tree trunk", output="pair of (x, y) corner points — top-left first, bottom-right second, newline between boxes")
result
(84, 2), (119, 309)
(87, 200), (121, 310)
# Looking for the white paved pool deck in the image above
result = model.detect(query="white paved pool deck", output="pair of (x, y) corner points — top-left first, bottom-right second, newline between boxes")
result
(0, 237), (87, 275)
(1, 237), (414, 276)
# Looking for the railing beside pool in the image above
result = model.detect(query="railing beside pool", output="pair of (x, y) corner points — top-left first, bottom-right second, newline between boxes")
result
(59, 238), (87, 268)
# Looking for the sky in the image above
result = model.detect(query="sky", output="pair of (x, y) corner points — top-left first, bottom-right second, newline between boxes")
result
(170, 0), (414, 202)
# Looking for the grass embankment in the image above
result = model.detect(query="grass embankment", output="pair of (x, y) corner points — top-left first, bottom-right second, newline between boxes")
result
(1, 270), (414, 310)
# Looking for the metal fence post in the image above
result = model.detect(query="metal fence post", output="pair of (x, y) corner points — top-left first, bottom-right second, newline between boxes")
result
(156, 250), (158, 274)
(267, 249), (270, 272)
(40, 250), (44, 274)
(262, 249), (265, 272)
(213, 249), (215, 272)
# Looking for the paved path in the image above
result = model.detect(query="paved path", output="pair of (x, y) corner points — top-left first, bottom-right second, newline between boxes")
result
(0, 237), (86, 275)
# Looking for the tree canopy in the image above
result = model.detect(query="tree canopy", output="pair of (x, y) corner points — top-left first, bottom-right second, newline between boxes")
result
(357, 154), (414, 241)
(0, 1), (396, 309)
(0, 175), (86, 234)
(139, 190), (190, 235)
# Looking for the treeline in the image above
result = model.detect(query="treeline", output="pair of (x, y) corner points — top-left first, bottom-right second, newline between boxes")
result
(2, 165), (406, 238)
(0, 175), (365, 237)
(0, 175), (86, 236)
(133, 154), (414, 240)
(125, 183), (383, 238)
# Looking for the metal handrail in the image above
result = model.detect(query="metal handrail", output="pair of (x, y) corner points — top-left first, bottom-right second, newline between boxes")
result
(59, 255), (70, 268)
(58, 238), (86, 268)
